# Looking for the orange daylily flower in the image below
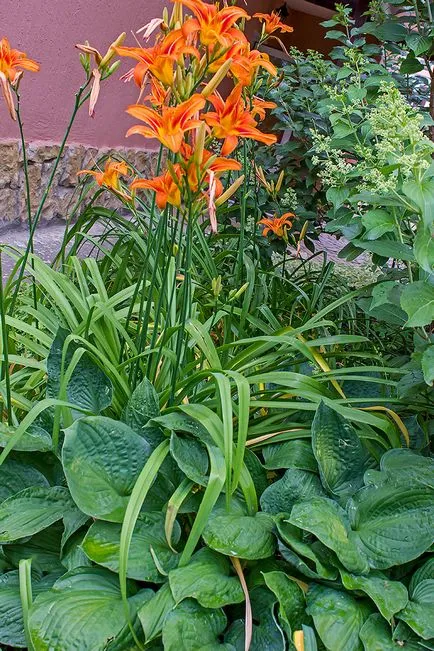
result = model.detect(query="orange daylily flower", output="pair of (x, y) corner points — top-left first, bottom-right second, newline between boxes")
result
(203, 84), (277, 156)
(0, 37), (40, 82)
(180, 142), (242, 196)
(126, 93), (206, 152)
(78, 159), (131, 199)
(251, 97), (277, 121)
(231, 46), (277, 87)
(116, 29), (198, 87)
(258, 213), (294, 238)
(131, 165), (183, 209)
(0, 37), (39, 120)
(144, 77), (170, 107)
(176, 0), (249, 48)
(254, 11), (294, 35)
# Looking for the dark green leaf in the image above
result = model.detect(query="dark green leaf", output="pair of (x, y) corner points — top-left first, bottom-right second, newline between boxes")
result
(361, 210), (395, 240)
(203, 513), (276, 560)
(123, 377), (160, 435)
(225, 586), (285, 650)
(82, 513), (180, 582)
(260, 468), (324, 515)
(169, 547), (244, 608)
(29, 567), (151, 651)
(290, 497), (369, 573)
(62, 416), (151, 522)
(401, 281), (434, 327)
(0, 459), (49, 502)
(262, 440), (317, 472)
(162, 599), (230, 651)
(0, 486), (73, 543)
(47, 327), (112, 414)
(306, 584), (373, 651)
(312, 403), (370, 502)
(170, 432), (209, 486)
(339, 569), (408, 620)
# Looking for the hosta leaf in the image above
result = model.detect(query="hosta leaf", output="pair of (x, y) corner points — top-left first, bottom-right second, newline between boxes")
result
(123, 377), (160, 434)
(0, 571), (62, 648)
(290, 497), (369, 573)
(364, 449), (434, 489)
(0, 424), (52, 452)
(348, 482), (434, 568)
(62, 416), (151, 522)
(0, 486), (74, 543)
(260, 468), (324, 515)
(400, 281), (434, 327)
(162, 599), (230, 651)
(47, 327), (112, 414)
(203, 512), (276, 560)
(29, 567), (151, 651)
(170, 432), (209, 486)
(263, 571), (306, 638)
(3, 525), (64, 573)
(225, 586), (285, 651)
(82, 512), (180, 582)
(339, 569), (408, 620)
(61, 506), (89, 551)
(262, 440), (317, 471)
(306, 584), (373, 651)
(397, 579), (434, 639)
(169, 547), (244, 608)
(312, 402), (370, 501)
(61, 530), (93, 571)
(0, 459), (49, 501)
(359, 614), (422, 651)
(138, 583), (175, 642)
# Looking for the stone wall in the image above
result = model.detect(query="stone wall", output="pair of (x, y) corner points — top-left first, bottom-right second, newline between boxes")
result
(0, 141), (158, 228)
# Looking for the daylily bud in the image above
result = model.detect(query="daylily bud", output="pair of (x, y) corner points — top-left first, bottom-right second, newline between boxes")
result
(228, 282), (249, 302)
(194, 123), (206, 167)
(99, 32), (126, 69)
(275, 169), (284, 193)
(80, 52), (90, 75)
(105, 60), (121, 79)
(173, 243), (179, 256)
(215, 175), (245, 207)
(75, 42), (102, 66)
(211, 276), (222, 297)
(202, 58), (233, 98)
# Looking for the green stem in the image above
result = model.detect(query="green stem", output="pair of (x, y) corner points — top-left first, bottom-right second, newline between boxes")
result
(8, 81), (91, 316)
(0, 254), (12, 425)
(15, 91), (37, 313)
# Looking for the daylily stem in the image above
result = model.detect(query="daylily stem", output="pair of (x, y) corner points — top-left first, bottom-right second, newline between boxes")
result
(8, 80), (91, 316)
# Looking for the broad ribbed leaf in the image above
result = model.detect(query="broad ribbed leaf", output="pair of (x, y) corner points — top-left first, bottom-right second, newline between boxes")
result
(62, 416), (151, 522)
(290, 497), (369, 573)
(260, 468), (324, 515)
(123, 377), (160, 433)
(170, 432), (209, 486)
(340, 570), (408, 620)
(263, 571), (306, 638)
(397, 579), (434, 640)
(0, 486), (73, 543)
(29, 567), (151, 651)
(225, 586), (285, 650)
(262, 440), (317, 471)
(82, 512), (180, 581)
(0, 459), (49, 501)
(47, 327), (112, 413)
(162, 599), (230, 651)
(348, 482), (434, 568)
(0, 571), (61, 648)
(401, 282), (434, 327)
(306, 584), (373, 651)
(359, 614), (421, 651)
(169, 547), (244, 608)
(203, 512), (276, 560)
(138, 583), (175, 642)
(312, 403), (370, 501)
(0, 424), (52, 452)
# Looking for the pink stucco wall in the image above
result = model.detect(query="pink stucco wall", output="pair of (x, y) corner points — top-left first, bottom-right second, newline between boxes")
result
(0, 0), (168, 148)
(0, 0), (276, 148)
